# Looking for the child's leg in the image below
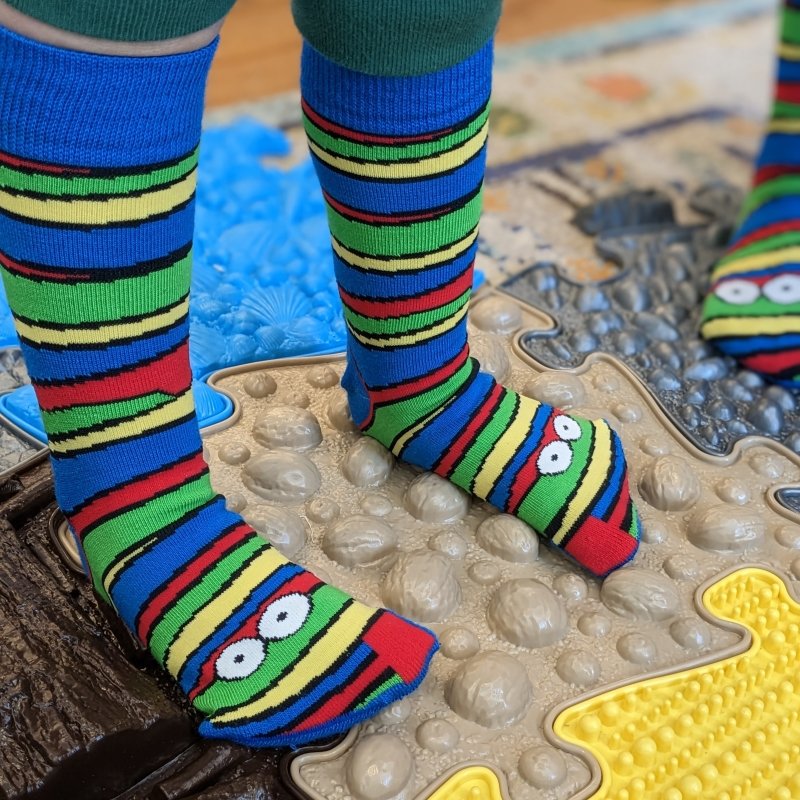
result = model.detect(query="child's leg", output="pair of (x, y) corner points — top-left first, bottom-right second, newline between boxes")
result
(0, 3), (435, 747)
(293, 0), (641, 577)
(701, 0), (800, 387)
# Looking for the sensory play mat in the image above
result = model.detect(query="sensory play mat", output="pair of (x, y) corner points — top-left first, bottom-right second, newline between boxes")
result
(2, 1), (800, 799)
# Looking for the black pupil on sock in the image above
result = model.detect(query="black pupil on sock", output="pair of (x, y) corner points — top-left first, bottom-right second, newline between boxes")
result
(277, 612), (288, 622)
(551, 454), (559, 462)
(234, 654), (244, 663)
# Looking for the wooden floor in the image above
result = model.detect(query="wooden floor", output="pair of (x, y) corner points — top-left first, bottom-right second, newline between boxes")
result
(207, 0), (692, 106)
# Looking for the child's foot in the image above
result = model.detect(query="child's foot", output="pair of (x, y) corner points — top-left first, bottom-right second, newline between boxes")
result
(701, 2), (800, 386)
(302, 43), (641, 576)
(0, 28), (436, 747)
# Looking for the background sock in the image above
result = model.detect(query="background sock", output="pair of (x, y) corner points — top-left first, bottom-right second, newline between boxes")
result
(701, 0), (800, 387)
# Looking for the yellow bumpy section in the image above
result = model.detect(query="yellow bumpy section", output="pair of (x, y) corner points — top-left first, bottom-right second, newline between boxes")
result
(427, 766), (504, 800)
(553, 568), (800, 800)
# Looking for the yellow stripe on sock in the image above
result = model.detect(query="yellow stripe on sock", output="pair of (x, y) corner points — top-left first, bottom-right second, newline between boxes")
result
(210, 602), (376, 725)
(701, 314), (800, 339)
(348, 303), (469, 348)
(551, 421), (612, 546)
(308, 122), (488, 180)
(49, 390), (195, 454)
(392, 400), (453, 456)
(472, 401), (533, 499)
(779, 41), (800, 61)
(711, 246), (800, 279)
(102, 538), (154, 599)
(164, 546), (287, 676)
(14, 298), (188, 346)
(332, 229), (478, 272)
(768, 118), (800, 134)
(0, 170), (196, 225)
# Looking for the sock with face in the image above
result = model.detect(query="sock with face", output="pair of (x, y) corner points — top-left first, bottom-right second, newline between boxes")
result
(701, 0), (800, 386)
(0, 26), (436, 748)
(301, 41), (640, 577)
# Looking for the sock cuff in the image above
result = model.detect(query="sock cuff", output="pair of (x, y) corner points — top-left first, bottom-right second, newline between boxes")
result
(0, 24), (216, 166)
(300, 40), (493, 135)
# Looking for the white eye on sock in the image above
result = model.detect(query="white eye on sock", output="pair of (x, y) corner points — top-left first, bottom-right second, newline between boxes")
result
(762, 274), (800, 304)
(714, 279), (760, 305)
(554, 414), (582, 441)
(258, 593), (312, 641)
(538, 440), (573, 475)
(215, 637), (267, 680)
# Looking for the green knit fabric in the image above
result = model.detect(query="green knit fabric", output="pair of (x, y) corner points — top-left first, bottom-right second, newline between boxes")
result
(4, 0), (236, 41)
(292, 0), (502, 76)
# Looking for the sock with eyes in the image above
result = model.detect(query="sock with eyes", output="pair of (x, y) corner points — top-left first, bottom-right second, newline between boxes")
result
(301, 42), (640, 577)
(0, 26), (436, 748)
(701, 0), (800, 386)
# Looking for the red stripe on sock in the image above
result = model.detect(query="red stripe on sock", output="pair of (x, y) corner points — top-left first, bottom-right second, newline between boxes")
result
(340, 269), (472, 319)
(70, 451), (208, 536)
(726, 218), (800, 252)
(777, 81), (800, 105)
(290, 656), (386, 734)
(0, 250), (92, 282)
(189, 570), (322, 700)
(752, 164), (800, 186)
(434, 382), (504, 477)
(138, 521), (255, 647)
(35, 343), (192, 411)
(302, 99), (449, 145)
(323, 190), (455, 224)
(740, 348), (800, 375)
(605, 476), (632, 530)
(0, 149), (92, 175)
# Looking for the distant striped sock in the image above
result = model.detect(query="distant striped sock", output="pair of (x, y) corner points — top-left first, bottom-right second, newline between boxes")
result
(701, 0), (800, 386)
(302, 42), (640, 577)
(0, 26), (436, 747)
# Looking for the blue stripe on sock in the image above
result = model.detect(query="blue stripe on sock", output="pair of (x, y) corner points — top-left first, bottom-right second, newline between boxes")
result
(713, 263), (800, 280)
(109, 498), (238, 630)
(300, 41), (492, 136)
(0, 204), (195, 268)
(400, 370), (494, 470)
(713, 331), (800, 356)
(51, 419), (203, 513)
(346, 322), (470, 389)
(310, 152), (487, 213)
(755, 133), (800, 168)
(487, 401), (551, 509)
(177, 561), (304, 694)
(333, 244), (477, 300)
(590, 432), (625, 520)
(735, 196), (800, 239)
(779, 58), (800, 82)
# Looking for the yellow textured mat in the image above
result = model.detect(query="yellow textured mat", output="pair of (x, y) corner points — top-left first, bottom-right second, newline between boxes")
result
(553, 567), (800, 800)
(426, 766), (505, 800)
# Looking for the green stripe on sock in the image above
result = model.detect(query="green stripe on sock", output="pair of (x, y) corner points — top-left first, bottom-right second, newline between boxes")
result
(517, 420), (595, 533)
(1, 253), (191, 324)
(0, 150), (197, 198)
(717, 231), (800, 264)
(344, 291), (470, 337)
(84, 474), (215, 594)
(326, 192), (482, 257)
(302, 106), (489, 163)
(742, 175), (800, 215)
(42, 391), (175, 437)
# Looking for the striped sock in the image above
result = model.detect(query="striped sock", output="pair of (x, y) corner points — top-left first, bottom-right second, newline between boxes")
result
(701, 0), (800, 386)
(0, 27), (436, 747)
(302, 43), (640, 577)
